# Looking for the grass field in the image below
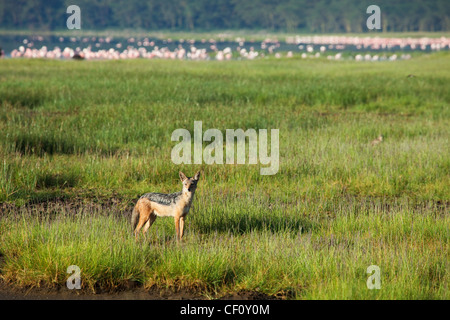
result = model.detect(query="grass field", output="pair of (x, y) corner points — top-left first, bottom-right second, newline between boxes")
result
(0, 53), (449, 299)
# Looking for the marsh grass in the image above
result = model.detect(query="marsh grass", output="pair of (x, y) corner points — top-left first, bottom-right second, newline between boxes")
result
(0, 54), (449, 298)
(0, 198), (447, 298)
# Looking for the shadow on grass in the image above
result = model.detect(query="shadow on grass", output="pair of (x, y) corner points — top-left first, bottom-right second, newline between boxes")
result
(193, 213), (318, 236)
(1, 89), (47, 109)
(36, 172), (79, 189)
(10, 132), (120, 156)
(11, 132), (81, 155)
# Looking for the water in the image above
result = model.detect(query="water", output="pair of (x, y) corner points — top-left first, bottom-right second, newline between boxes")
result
(1, 33), (448, 60)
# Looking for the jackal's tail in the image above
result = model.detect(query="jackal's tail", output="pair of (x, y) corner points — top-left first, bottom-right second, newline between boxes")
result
(131, 206), (139, 232)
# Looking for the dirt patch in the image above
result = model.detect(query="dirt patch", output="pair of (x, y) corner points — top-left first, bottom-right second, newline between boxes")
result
(0, 197), (135, 219)
(220, 290), (289, 300)
(0, 281), (279, 300)
(0, 282), (200, 300)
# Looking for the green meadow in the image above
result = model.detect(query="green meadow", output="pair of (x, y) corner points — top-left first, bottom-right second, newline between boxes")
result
(0, 53), (449, 299)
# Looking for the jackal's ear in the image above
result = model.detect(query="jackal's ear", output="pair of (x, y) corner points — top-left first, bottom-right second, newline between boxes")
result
(194, 171), (201, 180)
(179, 171), (187, 182)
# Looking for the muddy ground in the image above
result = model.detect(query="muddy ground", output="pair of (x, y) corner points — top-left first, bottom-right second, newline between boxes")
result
(0, 281), (278, 300)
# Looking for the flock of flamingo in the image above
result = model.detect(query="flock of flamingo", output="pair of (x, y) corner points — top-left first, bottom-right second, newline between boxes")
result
(8, 35), (449, 61)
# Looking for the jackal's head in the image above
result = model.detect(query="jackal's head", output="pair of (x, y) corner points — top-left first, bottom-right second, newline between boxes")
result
(179, 171), (201, 193)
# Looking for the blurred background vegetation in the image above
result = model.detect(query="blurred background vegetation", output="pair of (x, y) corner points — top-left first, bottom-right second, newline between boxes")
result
(1, 0), (449, 33)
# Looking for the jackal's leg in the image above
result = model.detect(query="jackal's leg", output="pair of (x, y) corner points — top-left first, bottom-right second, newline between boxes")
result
(134, 218), (146, 239)
(174, 217), (181, 241)
(179, 217), (185, 239)
(142, 213), (157, 235)
(134, 199), (152, 239)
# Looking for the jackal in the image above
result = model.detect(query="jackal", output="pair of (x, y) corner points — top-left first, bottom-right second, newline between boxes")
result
(371, 134), (383, 146)
(131, 171), (200, 240)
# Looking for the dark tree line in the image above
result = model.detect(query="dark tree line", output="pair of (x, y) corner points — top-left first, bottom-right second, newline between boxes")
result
(1, 0), (449, 32)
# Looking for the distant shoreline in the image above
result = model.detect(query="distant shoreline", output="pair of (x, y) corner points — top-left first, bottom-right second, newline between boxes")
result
(1, 29), (449, 41)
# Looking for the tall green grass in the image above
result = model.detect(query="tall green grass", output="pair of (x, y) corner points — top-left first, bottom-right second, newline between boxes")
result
(0, 200), (447, 298)
(0, 54), (449, 298)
